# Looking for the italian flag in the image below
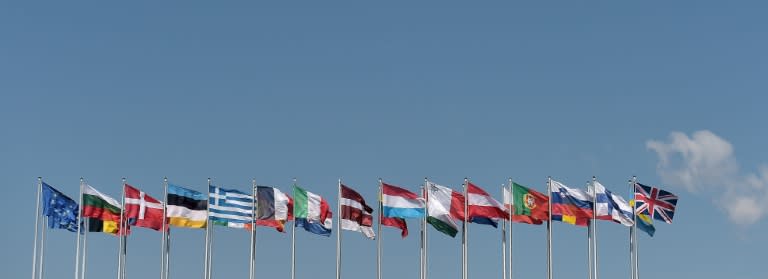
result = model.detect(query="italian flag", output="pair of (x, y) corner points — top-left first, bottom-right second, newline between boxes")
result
(426, 182), (465, 238)
(82, 184), (122, 222)
(292, 185), (332, 236)
(512, 182), (549, 222)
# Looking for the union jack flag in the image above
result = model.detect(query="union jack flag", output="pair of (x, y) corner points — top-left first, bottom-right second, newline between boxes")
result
(634, 183), (678, 224)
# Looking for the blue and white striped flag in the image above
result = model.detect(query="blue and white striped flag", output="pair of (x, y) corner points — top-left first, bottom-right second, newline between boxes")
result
(208, 185), (254, 229)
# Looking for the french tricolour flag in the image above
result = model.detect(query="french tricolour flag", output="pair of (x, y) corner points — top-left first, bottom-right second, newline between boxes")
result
(382, 183), (425, 219)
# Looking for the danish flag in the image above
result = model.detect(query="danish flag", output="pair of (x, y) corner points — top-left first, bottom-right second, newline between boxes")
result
(634, 183), (678, 224)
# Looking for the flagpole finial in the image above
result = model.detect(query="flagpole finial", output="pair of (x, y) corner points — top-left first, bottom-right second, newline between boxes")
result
(163, 176), (168, 182)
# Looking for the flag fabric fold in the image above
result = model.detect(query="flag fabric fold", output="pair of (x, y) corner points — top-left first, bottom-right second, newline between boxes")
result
(382, 183), (425, 219)
(380, 213), (408, 238)
(208, 185), (255, 229)
(550, 180), (593, 226)
(41, 182), (79, 232)
(502, 186), (544, 225)
(166, 184), (208, 229)
(124, 184), (165, 231)
(634, 183), (678, 224)
(592, 181), (633, 226)
(340, 184), (375, 239)
(467, 182), (508, 220)
(426, 182), (463, 237)
(246, 186), (292, 232)
(293, 185), (333, 237)
(511, 182), (549, 223)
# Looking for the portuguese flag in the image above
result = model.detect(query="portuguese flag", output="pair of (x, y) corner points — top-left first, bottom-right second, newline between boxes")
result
(512, 182), (549, 222)
(82, 184), (122, 222)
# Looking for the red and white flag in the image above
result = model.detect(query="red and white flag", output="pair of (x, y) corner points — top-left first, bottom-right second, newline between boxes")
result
(340, 184), (375, 239)
(124, 184), (165, 231)
(467, 182), (508, 220)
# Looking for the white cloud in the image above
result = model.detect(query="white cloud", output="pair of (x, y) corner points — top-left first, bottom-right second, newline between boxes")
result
(647, 130), (768, 225)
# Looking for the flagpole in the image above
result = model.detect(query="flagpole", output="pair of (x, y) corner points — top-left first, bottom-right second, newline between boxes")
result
(462, 178), (468, 279)
(32, 177), (42, 279)
(507, 178), (514, 279)
(423, 177), (429, 279)
(546, 177), (552, 279)
(116, 178), (126, 279)
(592, 177), (599, 279)
(81, 217), (89, 279)
(631, 176), (639, 279)
(587, 181), (593, 279)
(250, 179), (257, 279)
(204, 178), (211, 279)
(160, 177), (168, 279)
(419, 184), (425, 279)
(376, 178), (382, 279)
(121, 178), (127, 279)
(336, 178), (342, 279)
(74, 178), (83, 279)
(208, 186), (215, 279)
(291, 178), (297, 279)
(38, 215), (47, 279)
(501, 184), (507, 279)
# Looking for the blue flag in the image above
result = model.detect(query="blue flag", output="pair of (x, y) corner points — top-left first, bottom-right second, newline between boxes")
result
(42, 182), (80, 232)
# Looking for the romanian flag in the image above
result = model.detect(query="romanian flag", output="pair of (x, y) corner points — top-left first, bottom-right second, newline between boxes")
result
(167, 184), (208, 229)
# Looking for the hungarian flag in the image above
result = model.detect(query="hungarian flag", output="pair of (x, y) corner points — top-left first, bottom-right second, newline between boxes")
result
(426, 182), (464, 237)
(340, 184), (375, 239)
(293, 185), (333, 236)
(502, 185), (544, 225)
(511, 182), (549, 222)
(124, 184), (165, 231)
(246, 186), (293, 232)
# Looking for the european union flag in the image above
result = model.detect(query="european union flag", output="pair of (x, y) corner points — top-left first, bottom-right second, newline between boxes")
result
(42, 182), (80, 232)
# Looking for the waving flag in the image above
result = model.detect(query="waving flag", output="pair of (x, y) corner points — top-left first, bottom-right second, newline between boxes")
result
(209, 185), (254, 229)
(166, 184), (208, 229)
(467, 182), (508, 221)
(550, 180), (593, 226)
(380, 213), (408, 238)
(293, 185), (333, 236)
(124, 184), (164, 231)
(634, 183), (678, 224)
(511, 182), (549, 223)
(502, 185), (544, 225)
(382, 183), (425, 219)
(41, 182), (79, 232)
(592, 181), (633, 226)
(247, 186), (292, 232)
(340, 184), (375, 239)
(426, 182), (463, 237)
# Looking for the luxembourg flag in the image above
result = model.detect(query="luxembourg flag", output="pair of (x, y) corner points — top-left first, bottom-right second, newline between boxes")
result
(382, 183), (425, 219)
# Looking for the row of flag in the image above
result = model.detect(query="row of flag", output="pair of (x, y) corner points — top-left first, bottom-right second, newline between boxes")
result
(39, 177), (678, 239)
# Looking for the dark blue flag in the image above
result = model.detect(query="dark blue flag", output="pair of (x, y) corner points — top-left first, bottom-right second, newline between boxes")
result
(42, 182), (80, 232)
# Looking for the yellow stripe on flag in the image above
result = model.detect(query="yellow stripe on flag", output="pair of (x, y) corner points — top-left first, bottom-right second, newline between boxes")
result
(168, 217), (208, 228)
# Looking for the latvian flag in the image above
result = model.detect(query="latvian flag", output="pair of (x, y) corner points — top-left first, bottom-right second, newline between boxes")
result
(247, 186), (293, 232)
(340, 184), (375, 239)
(124, 184), (165, 231)
(293, 185), (333, 236)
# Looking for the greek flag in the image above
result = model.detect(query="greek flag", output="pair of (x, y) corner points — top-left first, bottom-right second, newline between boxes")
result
(208, 185), (254, 229)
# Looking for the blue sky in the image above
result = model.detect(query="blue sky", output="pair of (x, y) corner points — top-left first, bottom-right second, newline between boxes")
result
(2, 1), (767, 278)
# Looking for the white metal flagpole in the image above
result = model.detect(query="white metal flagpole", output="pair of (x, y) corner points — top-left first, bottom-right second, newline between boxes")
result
(336, 179), (342, 279)
(587, 181), (593, 279)
(160, 177), (168, 279)
(250, 179), (257, 279)
(507, 178), (513, 279)
(462, 178), (468, 279)
(546, 177), (552, 279)
(419, 184), (425, 279)
(76, 178), (84, 279)
(116, 178), (126, 279)
(501, 184), (507, 279)
(120, 178), (128, 279)
(376, 178), (382, 279)
(81, 216), (88, 279)
(423, 178), (429, 279)
(592, 177), (599, 279)
(38, 215), (47, 279)
(632, 176), (639, 279)
(291, 178), (297, 279)
(208, 186), (215, 279)
(32, 177), (43, 279)
(204, 178), (211, 279)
